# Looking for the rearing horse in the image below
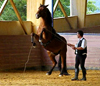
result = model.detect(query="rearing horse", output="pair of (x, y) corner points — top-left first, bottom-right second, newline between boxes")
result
(31, 4), (69, 76)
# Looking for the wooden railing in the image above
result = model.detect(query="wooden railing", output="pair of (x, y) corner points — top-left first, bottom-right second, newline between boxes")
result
(0, 0), (27, 35)
(53, 0), (73, 29)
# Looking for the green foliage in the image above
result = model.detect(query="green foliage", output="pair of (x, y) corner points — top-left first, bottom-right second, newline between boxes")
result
(54, 0), (70, 18)
(0, 0), (26, 21)
(0, 0), (4, 8)
(0, 0), (100, 20)
(54, 0), (100, 18)
(87, 0), (100, 14)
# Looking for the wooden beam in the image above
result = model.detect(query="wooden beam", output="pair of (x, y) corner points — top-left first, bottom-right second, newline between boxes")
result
(53, 0), (59, 13)
(0, 0), (8, 16)
(42, 0), (45, 5)
(84, 0), (87, 27)
(76, 0), (87, 28)
(10, 0), (27, 35)
(58, 1), (73, 29)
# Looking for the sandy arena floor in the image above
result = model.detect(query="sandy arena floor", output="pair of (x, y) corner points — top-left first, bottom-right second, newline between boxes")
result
(0, 70), (100, 86)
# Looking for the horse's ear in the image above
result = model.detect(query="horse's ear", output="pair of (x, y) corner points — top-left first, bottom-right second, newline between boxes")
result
(45, 5), (49, 8)
(40, 4), (42, 6)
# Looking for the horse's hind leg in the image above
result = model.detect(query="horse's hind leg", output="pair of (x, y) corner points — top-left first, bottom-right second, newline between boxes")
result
(59, 50), (69, 76)
(46, 51), (57, 75)
(58, 56), (61, 71)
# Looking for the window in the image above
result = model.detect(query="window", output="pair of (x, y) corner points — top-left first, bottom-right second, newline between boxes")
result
(0, 0), (4, 8)
(87, 0), (100, 14)
(0, 0), (27, 21)
(53, 0), (70, 18)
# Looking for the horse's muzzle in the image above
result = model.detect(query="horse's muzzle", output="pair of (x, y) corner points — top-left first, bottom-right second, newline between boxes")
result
(35, 14), (40, 19)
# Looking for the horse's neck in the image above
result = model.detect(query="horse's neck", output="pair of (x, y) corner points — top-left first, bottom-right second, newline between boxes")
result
(40, 18), (46, 28)
(40, 17), (52, 27)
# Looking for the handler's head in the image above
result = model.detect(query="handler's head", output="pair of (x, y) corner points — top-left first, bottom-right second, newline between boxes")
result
(77, 30), (84, 38)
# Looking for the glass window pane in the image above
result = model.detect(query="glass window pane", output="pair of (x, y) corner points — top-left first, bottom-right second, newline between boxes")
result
(54, 0), (70, 18)
(0, 0), (26, 21)
(87, 0), (100, 14)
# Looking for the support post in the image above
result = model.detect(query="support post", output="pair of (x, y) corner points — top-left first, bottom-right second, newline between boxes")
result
(76, 0), (87, 28)
(42, 0), (45, 5)
(70, 0), (77, 16)
(27, 0), (43, 33)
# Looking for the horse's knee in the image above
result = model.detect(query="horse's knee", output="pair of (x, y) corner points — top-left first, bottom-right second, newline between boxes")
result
(53, 61), (57, 66)
(31, 32), (36, 36)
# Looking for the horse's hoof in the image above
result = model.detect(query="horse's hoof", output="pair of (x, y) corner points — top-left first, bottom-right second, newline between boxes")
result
(46, 73), (51, 75)
(39, 39), (42, 43)
(33, 43), (36, 48)
(59, 74), (63, 77)
(63, 73), (70, 76)
(33, 46), (36, 48)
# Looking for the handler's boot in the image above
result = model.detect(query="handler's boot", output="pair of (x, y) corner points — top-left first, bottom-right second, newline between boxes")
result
(71, 73), (79, 81)
(80, 76), (86, 81)
(71, 69), (79, 81)
(80, 70), (86, 81)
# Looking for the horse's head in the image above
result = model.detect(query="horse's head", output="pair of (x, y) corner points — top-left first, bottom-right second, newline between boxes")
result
(36, 4), (49, 19)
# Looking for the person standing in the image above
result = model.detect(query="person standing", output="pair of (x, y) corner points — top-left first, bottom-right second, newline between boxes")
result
(67, 30), (87, 81)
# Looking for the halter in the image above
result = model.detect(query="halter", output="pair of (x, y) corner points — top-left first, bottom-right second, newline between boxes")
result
(39, 27), (57, 47)
(39, 33), (54, 47)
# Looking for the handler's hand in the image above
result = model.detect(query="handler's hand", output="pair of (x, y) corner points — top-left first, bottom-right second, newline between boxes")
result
(72, 46), (76, 50)
(67, 43), (72, 46)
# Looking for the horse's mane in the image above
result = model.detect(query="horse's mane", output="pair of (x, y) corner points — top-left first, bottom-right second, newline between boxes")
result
(46, 8), (52, 26)
(40, 5), (52, 26)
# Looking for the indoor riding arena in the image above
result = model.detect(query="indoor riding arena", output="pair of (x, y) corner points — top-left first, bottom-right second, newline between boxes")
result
(0, 0), (100, 86)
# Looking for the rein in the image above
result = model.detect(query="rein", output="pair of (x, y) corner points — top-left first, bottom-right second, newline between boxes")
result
(40, 33), (54, 47)
(39, 28), (55, 47)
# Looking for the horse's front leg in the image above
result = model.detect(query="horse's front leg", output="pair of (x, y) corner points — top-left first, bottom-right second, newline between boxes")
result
(39, 28), (45, 42)
(46, 51), (57, 75)
(31, 33), (39, 47)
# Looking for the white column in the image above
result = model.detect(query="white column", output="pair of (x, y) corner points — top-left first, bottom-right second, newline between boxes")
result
(70, 0), (77, 16)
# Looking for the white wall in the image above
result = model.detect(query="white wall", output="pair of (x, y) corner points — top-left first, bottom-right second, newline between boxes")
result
(44, 0), (53, 14)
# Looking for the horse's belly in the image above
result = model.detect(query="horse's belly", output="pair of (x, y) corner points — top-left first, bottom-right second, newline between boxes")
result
(44, 39), (66, 53)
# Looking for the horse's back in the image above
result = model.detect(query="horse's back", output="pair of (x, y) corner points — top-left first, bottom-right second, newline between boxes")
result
(52, 27), (67, 44)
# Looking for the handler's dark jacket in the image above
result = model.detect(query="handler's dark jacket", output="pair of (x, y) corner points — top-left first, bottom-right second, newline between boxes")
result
(75, 38), (87, 56)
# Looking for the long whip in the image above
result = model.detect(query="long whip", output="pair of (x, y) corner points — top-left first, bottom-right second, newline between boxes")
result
(23, 45), (33, 72)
